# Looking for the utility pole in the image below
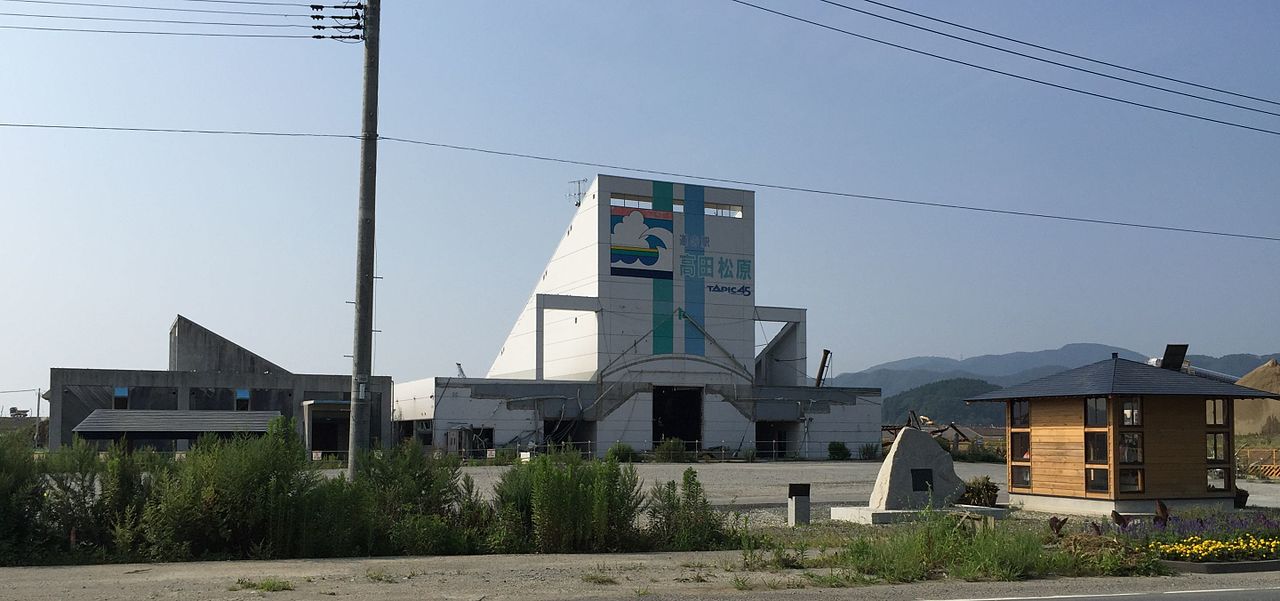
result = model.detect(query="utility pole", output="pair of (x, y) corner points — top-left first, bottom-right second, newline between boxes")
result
(347, 0), (381, 479)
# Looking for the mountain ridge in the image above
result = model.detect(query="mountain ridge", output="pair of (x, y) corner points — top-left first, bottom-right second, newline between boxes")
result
(834, 343), (1280, 401)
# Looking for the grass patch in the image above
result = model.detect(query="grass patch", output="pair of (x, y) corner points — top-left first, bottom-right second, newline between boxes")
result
(730, 575), (752, 590)
(365, 568), (398, 583)
(581, 572), (618, 585)
(740, 509), (1169, 584)
(231, 577), (293, 592)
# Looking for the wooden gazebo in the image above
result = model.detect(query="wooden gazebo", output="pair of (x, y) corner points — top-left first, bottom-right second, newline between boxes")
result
(966, 352), (1274, 515)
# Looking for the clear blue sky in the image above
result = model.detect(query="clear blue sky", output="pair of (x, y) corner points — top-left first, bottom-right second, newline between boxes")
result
(2, 1), (1278, 413)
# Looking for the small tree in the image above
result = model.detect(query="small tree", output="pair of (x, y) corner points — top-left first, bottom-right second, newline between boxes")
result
(827, 441), (851, 460)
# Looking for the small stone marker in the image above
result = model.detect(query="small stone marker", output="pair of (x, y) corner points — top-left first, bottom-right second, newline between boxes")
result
(788, 483), (810, 526)
(868, 427), (964, 510)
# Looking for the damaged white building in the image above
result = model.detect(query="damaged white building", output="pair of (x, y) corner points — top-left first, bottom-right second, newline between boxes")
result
(392, 175), (879, 459)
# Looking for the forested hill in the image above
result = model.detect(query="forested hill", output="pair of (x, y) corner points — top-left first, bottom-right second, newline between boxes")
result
(881, 378), (1003, 426)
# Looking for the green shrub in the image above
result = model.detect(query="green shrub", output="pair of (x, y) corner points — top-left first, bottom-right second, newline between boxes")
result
(605, 442), (640, 463)
(956, 476), (999, 507)
(647, 467), (731, 551)
(490, 454), (644, 553)
(42, 437), (108, 554)
(0, 431), (44, 563)
(952, 444), (1006, 463)
(857, 443), (879, 460)
(140, 419), (314, 560)
(742, 447), (757, 462)
(654, 438), (689, 463)
(827, 442), (851, 461)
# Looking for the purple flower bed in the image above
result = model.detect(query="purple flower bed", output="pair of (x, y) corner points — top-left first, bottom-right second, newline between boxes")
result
(1106, 510), (1280, 544)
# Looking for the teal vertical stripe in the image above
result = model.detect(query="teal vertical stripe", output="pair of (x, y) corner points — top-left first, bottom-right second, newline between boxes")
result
(682, 184), (705, 356)
(652, 181), (674, 355)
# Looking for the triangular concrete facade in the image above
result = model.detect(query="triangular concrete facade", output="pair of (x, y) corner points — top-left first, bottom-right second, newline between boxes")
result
(168, 315), (289, 374)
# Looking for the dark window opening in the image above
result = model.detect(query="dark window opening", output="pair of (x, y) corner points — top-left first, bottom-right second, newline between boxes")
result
(653, 386), (702, 449)
(112, 386), (128, 410)
(1086, 468), (1109, 493)
(1207, 432), (1228, 463)
(1011, 400), (1030, 427)
(1085, 397), (1108, 427)
(1208, 468), (1230, 491)
(1011, 432), (1031, 461)
(1085, 432), (1108, 464)
(235, 388), (250, 411)
(544, 419), (596, 452)
(755, 421), (793, 460)
(1119, 468), (1144, 493)
(1011, 465), (1031, 488)
(1119, 432), (1143, 464)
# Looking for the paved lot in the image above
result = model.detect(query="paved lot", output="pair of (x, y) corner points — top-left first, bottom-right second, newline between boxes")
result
(462, 461), (1280, 510)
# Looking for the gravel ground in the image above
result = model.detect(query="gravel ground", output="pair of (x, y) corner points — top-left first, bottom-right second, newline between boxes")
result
(6, 550), (1280, 601)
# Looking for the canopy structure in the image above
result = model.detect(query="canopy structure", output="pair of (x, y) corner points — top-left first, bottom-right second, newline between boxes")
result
(73, 409), (281, 440)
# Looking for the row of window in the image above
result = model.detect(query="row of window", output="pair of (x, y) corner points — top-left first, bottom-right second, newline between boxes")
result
(1009, 397), (1230, 428)
(114, 387), (253, 411)
(610, 194), (745, 218)
(1010, 397), (1232, 494)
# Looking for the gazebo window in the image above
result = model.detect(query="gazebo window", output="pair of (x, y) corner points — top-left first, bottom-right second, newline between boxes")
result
(1085, 432), (1108, 464)
(1011, 465), (1031, 487)
(1011, 400), (1029, 427)
(1121, 398), (1142, 426)
(1086, 467), (1109, 493)
(1119, 432), (1143, 464)
(1204, 399), (1232, 492)
(1206, 432), (1228, 463)
(1206, 399), (1226, 426)
(1119, 468), (1144, 493)
(1085, 397), (1108, 427)
(1011, 432), (1031, 461)
(1009, 400), (1031, 490)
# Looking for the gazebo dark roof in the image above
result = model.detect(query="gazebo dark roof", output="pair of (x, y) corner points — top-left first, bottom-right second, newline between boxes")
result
(965, 357), (1275, 402)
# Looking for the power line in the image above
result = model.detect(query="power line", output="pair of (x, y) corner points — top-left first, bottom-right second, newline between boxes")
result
(849, 0), (1280, 109)
(0, 120), (1276, 243)
(0, 389), (40, 395)
(0, 11), (319, 27)
(0, 122), (357, 138)
(378, 136), (1280, 242)
(726, 0), (1280, 138)
(178, 0), (316, 6)
(0, 0), (312, 18)
(814, 0), (1280, 119)
(0, 23), (351, 37)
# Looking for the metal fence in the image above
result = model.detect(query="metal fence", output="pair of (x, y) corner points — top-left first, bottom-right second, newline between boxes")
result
(1238, 448), (1280, 479)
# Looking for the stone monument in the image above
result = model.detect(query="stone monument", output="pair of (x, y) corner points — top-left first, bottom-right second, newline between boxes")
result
(869, 426), (965, 509)
(830, 427), (1003, 524)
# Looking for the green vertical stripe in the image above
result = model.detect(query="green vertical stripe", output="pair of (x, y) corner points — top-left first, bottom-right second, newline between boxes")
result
(652, 181), (674, 355)
(652, 279), (673, 355)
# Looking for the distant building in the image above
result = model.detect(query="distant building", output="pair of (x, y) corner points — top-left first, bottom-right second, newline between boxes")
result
(966, 352), (1274, 514)
(393, 174), (881, 459)
(46, 315), (392, 453)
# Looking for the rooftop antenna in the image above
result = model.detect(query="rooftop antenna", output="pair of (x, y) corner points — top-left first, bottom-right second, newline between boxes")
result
(568, 178), (589, 207)
(456, 362), (467, 378)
